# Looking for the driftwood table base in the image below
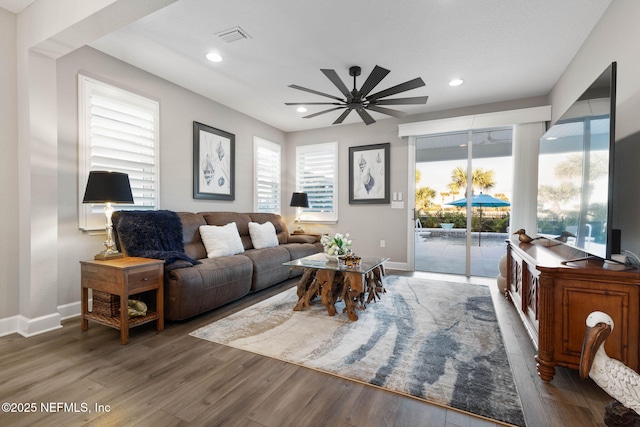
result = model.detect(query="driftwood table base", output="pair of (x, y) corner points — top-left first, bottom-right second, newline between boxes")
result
(293, 265), (386, 320)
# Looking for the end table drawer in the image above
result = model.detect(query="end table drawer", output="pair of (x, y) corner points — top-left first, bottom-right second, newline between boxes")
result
(128, 266), (161, 291)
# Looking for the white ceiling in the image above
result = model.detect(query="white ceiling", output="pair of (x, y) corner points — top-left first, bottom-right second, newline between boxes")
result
(0, 0), (33, 13)
(7, 0), (612, 132)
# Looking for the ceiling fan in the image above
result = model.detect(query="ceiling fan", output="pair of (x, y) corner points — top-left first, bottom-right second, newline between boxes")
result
(285, 65), (428, 125)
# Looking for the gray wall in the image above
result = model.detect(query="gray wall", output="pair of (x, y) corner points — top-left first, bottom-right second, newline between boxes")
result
(0, 8), (19, 319)
(56, 46), (286, 307)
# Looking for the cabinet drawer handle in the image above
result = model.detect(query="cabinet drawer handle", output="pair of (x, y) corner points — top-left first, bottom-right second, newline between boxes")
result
(143, 277), (148, 281)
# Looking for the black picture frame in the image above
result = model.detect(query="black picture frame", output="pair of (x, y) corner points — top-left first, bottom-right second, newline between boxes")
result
(349, 143), (390, 204)
(193, 121), (235, 200)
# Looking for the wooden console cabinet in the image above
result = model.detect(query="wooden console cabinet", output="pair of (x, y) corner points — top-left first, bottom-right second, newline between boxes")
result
(506, 239), (640, 381)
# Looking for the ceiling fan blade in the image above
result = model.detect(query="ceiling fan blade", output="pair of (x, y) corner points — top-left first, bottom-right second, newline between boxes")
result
(357, 65), (390, 98)
(285, 102), (343, 105)
(321, 69), (352, 99)
(288, 84), (344, 102)
(366, 105), (408, 118)
(375, 96), (429, 105)
(356, 108), (376, 125)
(303, 107), (345, 119)
(333, 109), (352, 125)
(366, 77), (426, 101)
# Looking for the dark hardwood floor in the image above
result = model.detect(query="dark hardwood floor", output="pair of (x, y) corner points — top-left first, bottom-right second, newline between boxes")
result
(0, 271), (611, 426)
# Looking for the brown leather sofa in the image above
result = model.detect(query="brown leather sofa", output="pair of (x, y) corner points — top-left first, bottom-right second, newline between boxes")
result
(165, 212), (322, 320)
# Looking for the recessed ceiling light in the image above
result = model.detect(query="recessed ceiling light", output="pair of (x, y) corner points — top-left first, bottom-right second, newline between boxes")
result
(449, 79), (464, 87)
(206, 52), (223, 63)
(297, 106), (307, 113)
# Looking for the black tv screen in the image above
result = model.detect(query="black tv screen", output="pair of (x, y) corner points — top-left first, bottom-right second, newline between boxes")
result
(537, 62), (616, 260)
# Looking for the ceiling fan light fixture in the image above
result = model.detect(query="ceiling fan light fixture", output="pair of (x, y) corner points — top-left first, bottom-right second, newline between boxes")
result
(449, 78), (464, 87)
(286, 65), (428, 125)
(296, 106), (307, 113)
(206, 52), (223, 63)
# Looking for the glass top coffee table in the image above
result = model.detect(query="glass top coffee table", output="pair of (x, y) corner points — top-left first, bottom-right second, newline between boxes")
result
(284, 253), (389, 321)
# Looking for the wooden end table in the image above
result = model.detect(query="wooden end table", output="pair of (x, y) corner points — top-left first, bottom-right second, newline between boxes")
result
(80, 257), (164, 344)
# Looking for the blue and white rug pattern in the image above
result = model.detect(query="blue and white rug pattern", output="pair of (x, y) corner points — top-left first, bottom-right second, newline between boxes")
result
(190, 275), (525, 426)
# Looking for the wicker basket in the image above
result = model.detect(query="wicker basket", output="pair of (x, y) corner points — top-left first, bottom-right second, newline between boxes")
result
(92, 291), (120, 317)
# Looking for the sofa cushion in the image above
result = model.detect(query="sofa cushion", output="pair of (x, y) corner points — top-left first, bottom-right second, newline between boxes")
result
(165, 255), (253, 320)
(288, 234), (318, 244)
(243, 246), (291, 291)
(200, 222), (245, 258)
(202, 212), (254, 250)
(178, 212), (208, 260)
(248, 213), (289, 244)
(282, 242), (324, 265)
(248, 221), (279, 249)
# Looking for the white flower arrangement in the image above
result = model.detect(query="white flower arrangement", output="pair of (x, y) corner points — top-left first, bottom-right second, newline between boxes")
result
(321, 232), (352, 256)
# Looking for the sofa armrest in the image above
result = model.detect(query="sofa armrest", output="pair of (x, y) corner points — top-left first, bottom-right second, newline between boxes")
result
(165, 259), (198, 272)
(288, 234), (318, 244)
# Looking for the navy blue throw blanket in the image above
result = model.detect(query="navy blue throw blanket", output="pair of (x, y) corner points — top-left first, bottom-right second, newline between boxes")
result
(112, 210), (200, 266)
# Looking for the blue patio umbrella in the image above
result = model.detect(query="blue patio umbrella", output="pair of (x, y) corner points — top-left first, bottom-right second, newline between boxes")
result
(446, 193), (510, 245)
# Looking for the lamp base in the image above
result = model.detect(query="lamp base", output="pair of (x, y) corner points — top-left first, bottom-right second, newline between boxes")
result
(292, 227), (306, 235)
(94, 251), (125, 261)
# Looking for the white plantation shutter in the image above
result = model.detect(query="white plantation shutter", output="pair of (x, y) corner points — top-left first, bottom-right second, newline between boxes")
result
(254, 137), (281, 213)
(78, 75), (160, 231)
(295, 142), (338, 223)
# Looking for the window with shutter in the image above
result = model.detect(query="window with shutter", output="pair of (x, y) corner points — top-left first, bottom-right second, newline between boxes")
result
(78, 75), (160, 231)
(254, 137), (281, 213)
(295, 142), (338, 223)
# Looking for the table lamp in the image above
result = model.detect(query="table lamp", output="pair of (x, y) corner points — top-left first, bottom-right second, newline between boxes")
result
(82, 171), (134, 260)
(289, 192), (309, 234)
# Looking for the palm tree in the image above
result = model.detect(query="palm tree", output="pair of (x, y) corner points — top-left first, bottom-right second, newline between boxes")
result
(538, 182), (579, 213)
(447, 183), (460, 201)
(449, 166), (497, 196)
(450, 166), (467, 195)
(474, 168), (496, 193)
(415, 186), (437, 216)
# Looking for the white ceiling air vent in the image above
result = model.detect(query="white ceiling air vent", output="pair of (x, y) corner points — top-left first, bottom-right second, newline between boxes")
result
(216, 26), (251, 43)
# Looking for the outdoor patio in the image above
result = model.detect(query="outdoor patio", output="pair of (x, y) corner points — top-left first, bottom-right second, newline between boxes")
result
(415, 228), (508, 277)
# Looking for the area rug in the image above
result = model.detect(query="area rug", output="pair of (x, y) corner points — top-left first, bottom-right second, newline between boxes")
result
(190, 275), (525, 426)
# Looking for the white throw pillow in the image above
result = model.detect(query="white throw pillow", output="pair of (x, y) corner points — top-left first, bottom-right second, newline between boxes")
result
(248, 221), (279, 249)
(199, 222), (245, 258)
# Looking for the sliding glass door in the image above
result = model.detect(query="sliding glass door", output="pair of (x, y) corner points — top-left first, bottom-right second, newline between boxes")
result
(414, 128), (513, 277)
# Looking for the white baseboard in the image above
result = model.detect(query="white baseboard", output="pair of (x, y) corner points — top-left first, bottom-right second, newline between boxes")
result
(0, 316), (19, 337)
(58, 300), (82, 321)
(16, 312), (62, 337)
(0, 302), (80, 338)
(385, 261), (409, 271)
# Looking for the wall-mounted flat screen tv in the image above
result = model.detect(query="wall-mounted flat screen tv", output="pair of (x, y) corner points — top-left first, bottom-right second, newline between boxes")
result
(537, 62), (616, 260)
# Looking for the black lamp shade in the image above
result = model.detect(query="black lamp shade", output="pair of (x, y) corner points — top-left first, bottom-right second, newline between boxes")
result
(290, 192), (309, 208)
(82, 171), (134, 204)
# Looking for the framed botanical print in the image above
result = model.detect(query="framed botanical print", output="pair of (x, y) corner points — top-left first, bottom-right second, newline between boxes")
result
(193, 121), (235, 200)
(349, 143), (390, 204)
